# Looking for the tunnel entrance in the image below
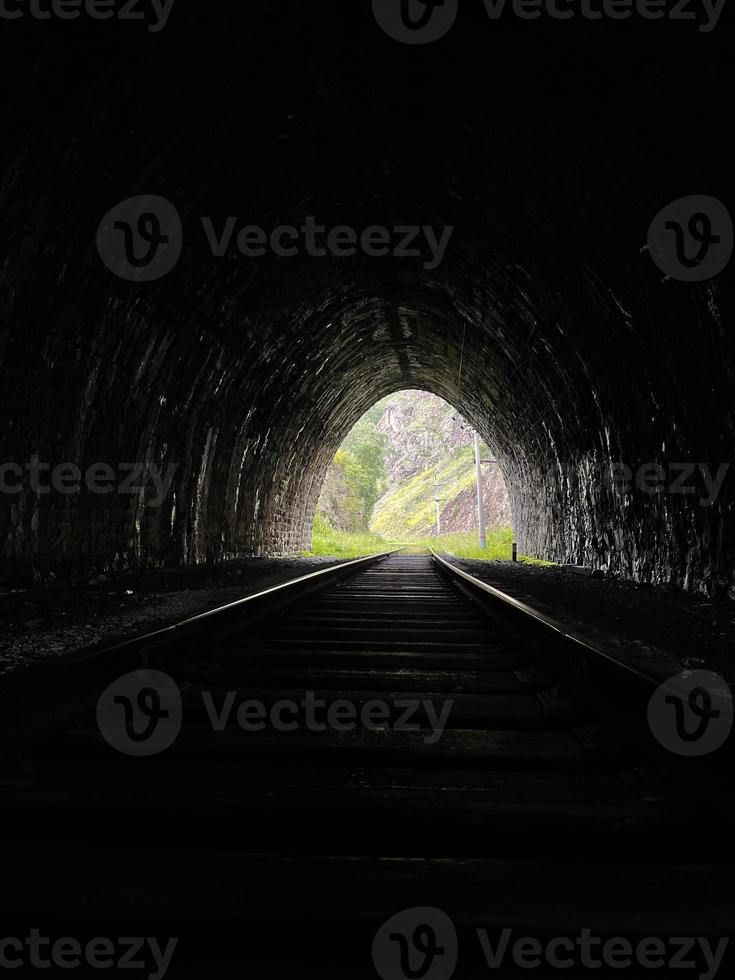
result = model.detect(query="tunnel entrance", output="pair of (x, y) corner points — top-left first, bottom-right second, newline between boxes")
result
(0, 2), (731, 597)
(312, 389), (514, 558)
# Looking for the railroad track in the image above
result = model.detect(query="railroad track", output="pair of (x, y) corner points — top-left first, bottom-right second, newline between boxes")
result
(0, 551), (733, 978)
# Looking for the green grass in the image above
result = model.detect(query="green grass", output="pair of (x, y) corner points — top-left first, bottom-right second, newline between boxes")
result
(371, 446), (479, 539)
(306, 516), (554, 565)
(410, 529), (514, 560)
(423, 530), (554, 564)
(306, 514), (397, 559)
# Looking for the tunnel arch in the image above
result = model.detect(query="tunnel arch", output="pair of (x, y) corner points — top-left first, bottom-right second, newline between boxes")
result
(0, 3), (732, 593)
(315, 385), (514, 543)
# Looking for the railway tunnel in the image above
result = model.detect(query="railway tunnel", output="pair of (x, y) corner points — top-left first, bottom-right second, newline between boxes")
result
(0, 1), (733, 596)
(2, 5), (735, 975)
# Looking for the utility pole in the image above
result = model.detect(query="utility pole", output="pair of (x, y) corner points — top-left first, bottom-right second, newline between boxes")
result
(474, 432), (487, 550)
(434, 480), (443, 536)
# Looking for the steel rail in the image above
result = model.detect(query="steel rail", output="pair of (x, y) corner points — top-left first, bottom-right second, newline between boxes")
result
(430, 548), (679, 692)
(0, 549), (403, 743)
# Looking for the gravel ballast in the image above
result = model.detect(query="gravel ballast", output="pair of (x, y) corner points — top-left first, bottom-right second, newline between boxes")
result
(451, 559), (735, 686)
(0, 557), (344, 676)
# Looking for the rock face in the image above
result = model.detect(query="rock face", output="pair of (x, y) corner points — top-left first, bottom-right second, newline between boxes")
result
(0, 5), (733, 594)
(371, 390), (512, 538)
(439, 469), (513, 537)
(378, 392), (471, 482)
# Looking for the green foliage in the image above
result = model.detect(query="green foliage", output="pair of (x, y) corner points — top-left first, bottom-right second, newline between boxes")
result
(339, 416), (388, 527)
(371, 445), (479, 538)
(328, 450), (364, 530)
(409, 528), (515, 559)
(307, 519), (552, 564)
(404, 529), (549, 563)
(308, 513), (393, 559)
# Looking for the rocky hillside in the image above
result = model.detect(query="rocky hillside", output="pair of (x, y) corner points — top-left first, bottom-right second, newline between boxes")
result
(317, 390), (512, 539)
(371, 457), (513, 540)
(377, 391), (471, 483)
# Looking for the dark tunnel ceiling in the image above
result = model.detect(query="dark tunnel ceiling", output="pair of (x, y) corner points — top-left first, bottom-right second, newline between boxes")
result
(0, 2), (733, 593)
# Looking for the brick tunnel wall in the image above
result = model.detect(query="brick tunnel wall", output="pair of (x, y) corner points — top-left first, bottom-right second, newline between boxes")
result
(0, 3), (733, 593)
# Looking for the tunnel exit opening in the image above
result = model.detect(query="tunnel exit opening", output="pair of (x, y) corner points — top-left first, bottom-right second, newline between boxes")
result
(311, 388), (516, 560)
